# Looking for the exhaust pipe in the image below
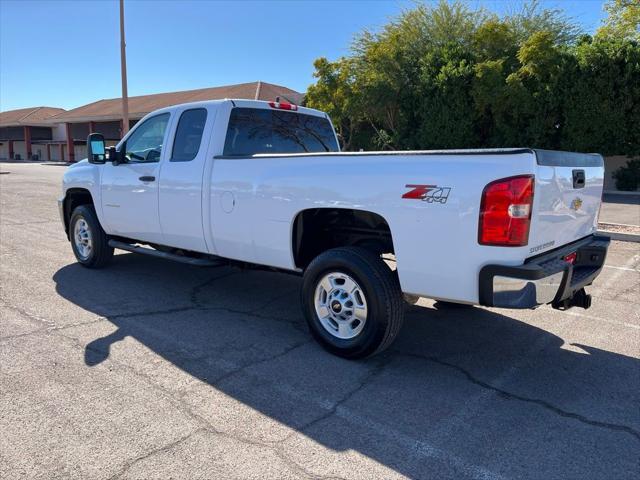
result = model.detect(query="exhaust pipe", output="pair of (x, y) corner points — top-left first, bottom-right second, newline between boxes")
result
(552, 288), (592, 310)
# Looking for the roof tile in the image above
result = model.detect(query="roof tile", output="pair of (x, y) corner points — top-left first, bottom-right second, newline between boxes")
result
(50, 81), (303, 123)
(0, 107), (66, 126)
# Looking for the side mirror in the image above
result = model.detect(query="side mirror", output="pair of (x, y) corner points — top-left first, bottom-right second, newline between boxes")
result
(87, 133), (106, 164)
(106, 146), (122, 165)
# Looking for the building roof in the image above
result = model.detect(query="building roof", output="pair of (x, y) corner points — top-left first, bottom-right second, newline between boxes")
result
(50, 81), (304, 123)
(0, 106), (66, 127)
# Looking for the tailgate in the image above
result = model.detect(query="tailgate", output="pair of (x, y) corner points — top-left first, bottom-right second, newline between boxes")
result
(527, 149), (604, 255)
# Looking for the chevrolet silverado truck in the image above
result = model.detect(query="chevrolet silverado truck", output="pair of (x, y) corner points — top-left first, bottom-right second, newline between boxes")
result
(59, 99), (610, 358)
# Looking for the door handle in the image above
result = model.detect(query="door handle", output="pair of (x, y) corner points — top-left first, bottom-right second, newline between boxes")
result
(139, 176), (155, 182)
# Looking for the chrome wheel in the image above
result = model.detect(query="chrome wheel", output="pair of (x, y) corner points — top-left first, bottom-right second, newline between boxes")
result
(314, 272), (368, 340)
(73, 217), (93, 260)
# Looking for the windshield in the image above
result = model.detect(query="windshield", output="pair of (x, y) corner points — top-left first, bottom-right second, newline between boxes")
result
(223, 107), (339, 156)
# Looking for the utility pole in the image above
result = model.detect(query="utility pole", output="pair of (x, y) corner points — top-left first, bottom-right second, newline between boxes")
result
(120, 0), (129, 136)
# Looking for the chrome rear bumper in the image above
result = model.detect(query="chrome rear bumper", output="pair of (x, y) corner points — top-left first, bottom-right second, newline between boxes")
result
(492, 271), (565, 308)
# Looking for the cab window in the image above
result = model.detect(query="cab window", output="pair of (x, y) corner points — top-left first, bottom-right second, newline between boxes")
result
(124, 113), (170, 163)
(171, 109), (207, 162)
(223, 107), (338, 156)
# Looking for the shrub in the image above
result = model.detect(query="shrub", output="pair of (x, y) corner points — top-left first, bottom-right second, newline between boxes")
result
(613, 158), (640, 191)
(306, 1), (640, 155)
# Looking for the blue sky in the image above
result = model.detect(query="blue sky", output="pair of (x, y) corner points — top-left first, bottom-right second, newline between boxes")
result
(0, 0), (608, 112)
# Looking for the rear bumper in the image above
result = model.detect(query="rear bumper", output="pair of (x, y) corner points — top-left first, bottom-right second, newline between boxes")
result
(479, 235), (610, 309)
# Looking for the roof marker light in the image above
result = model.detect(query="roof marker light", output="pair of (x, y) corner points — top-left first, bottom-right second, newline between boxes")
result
(268, 101), (298, 111)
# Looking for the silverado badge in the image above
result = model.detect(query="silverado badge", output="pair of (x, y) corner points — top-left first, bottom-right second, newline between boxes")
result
(402, 185), (451, 204)
(571, 197), (583, 211)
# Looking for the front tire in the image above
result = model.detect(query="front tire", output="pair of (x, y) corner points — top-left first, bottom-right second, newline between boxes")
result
(69, 205), (113, 268)
(301, 247), (404, 359)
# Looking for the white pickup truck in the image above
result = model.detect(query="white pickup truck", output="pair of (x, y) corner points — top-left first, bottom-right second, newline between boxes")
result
(59, 99), (610, 358)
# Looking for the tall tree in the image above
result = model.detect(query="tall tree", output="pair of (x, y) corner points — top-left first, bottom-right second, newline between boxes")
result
(306, 0), (638, 156)
(597, 0), (640, 41)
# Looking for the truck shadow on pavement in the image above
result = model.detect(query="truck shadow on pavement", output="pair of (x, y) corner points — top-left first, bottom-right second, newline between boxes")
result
(53, 253), (639, 479)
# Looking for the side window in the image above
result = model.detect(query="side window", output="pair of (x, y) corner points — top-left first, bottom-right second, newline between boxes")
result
(171, 108), (208, 162)
(123, 113), (170, 163)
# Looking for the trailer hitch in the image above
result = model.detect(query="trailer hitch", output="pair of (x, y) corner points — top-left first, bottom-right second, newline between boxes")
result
(552, 288), (592, 310)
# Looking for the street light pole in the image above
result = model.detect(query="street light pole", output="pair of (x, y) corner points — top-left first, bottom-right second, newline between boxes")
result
(120, 0), (129, 136)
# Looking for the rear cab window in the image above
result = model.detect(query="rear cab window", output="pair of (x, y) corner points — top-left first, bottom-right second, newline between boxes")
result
(171, 108), (208, 162)
(223, 107), (339, 156)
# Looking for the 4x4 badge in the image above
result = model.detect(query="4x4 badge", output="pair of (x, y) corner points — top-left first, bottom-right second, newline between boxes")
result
(402, 184), (451, 204)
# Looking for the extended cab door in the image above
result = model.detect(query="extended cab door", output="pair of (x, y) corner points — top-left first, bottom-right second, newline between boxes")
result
(100, 112), (171, 244)
(157, 106), (215, 253)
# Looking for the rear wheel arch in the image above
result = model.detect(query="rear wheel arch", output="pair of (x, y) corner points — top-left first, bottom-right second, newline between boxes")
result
(291, 208), (395, 270)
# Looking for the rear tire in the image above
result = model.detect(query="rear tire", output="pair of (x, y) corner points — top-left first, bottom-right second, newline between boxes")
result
(301, 247), (404, 359)
(69, 205), (113, 268)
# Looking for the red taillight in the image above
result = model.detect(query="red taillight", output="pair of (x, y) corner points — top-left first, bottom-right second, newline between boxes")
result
(268, 101), (297, 111)
(478, 175), (534, 247)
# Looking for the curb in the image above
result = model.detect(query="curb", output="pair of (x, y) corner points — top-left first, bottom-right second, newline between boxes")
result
(597, 230), (640, 243)
(600, 222), (640, 228)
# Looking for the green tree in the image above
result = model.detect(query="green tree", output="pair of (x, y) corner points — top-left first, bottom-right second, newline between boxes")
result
(416, 44), (476, 148)
(350, 1), (486, 149)
(503, 0), (581, 44)
(305, 0), (639, 156)
(561, 37), (640, 156)
(597, 0), (640, 41)
(502, 31), (568, 148)
(306, 57), (362, 150)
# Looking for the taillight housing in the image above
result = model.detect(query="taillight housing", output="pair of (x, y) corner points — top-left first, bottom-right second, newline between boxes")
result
(478, 175), (534, 247)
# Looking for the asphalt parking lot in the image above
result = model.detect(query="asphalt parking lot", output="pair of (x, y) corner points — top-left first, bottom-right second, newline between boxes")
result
(1, 162), (639, 480)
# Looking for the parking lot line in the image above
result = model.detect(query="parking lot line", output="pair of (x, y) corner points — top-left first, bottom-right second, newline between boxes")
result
(604, 265), (639, 272)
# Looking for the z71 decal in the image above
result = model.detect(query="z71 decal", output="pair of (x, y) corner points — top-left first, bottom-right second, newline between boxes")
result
(402, 184), (451, 204)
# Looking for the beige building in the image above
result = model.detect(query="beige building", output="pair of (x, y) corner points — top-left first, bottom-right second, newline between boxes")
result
(0, 107), (66, 161)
